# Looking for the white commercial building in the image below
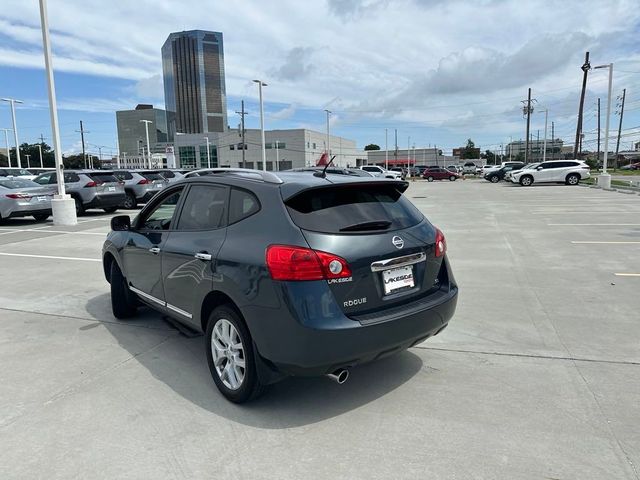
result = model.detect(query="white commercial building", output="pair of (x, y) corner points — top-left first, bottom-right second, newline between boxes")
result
(366, 148), (458, 167)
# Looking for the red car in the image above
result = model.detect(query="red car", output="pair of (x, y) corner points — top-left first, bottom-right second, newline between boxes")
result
(422, 167), (460, 182)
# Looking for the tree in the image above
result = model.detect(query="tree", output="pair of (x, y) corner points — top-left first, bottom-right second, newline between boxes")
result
(14, 142), (56, 168)
(63, 154), (86, 169)
(364, 144), (380, 151)
(0, 152), (8, 167)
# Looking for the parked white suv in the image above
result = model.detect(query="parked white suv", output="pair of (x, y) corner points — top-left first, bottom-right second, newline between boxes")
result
(462, 162), (479, 174)
(360, 165), (403, 180)
(511, 160), (590, 186)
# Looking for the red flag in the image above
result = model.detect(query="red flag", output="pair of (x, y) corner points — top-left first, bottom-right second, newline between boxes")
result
(316, 152), (329, 166)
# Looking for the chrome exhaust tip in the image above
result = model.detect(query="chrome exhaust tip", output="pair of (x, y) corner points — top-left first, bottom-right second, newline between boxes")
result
(326, 368), (349, 384)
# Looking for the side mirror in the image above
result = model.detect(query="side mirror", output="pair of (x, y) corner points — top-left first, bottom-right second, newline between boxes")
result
(111, 215), (131, 231)
(536, 166), (543, 171)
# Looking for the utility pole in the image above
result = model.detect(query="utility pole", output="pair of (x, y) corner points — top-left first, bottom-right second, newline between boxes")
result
(275, 139), (279, 171)
(551, 122), (555, 160)
(574, 51), (591, 159)
(76, 120), (88, 169)
(253, 80), (267, 171)
(614, 88), (626, 169)
(597, 98), (601, 164)
(235, 100), (247, 168)
(37, 144), (43, 167)
(521, 88), (535, 164)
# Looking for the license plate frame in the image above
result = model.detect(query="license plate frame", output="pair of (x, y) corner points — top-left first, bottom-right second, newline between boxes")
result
(108, 186), (116, 192)
(382, 265), (415, 295)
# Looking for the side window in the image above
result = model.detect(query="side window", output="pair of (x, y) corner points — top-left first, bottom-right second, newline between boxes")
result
(140, 188), (183, 231)
(64, 173), (80, 183)
(34, 173), (53, 185)
(177, 185), (228, 230)
(229, 188), (260, 225)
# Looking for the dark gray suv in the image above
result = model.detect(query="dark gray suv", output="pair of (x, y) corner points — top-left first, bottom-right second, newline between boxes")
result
(102, 169), (458, 403)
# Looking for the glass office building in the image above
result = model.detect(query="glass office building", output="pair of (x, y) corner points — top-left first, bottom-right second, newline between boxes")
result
(116, 105), (170, 158)
(162, 30), (227, 136)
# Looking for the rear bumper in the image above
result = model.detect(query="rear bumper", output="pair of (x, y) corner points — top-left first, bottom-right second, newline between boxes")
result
(244, 275), (458, 377)
(84, 193), (126, 209)
(8, 207), (52, 218)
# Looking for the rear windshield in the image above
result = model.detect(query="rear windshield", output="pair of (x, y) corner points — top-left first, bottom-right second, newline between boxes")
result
(285, 184), (424, 234)
(88, 173), (119, 183)
(0, 178), (40, 189)
(160, 171), (175, 178)
(141, 172), (164, 181)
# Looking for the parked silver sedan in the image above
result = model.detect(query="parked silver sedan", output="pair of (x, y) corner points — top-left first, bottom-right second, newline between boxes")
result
(0, 178), (53, 222)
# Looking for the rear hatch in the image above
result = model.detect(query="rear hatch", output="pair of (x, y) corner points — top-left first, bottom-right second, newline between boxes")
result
(0, 179), (54, 205)
(284, 182), (446, 317)
(86, 172), (123, 195)
(139, 171), (168, 190)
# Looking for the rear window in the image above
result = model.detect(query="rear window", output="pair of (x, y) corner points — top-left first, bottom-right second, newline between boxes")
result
(285, 184), (424, 234)
(161, 171), (175, 178)
(141, 172), (164, 181)
(0, 178), (39, 189)
(115, 171), (133, 180)
(88, 173), (118, 183)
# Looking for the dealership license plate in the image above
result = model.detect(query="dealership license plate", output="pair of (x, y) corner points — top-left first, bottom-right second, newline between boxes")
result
(382, 265), (414, 295)
(108, 186), (116, 192)
(37, 196), (47, 202)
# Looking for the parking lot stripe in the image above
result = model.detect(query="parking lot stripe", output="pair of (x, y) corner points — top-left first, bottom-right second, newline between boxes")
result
(571, 241), (640, 245)
(0, 252), (101, 262)
(533, 211), (640, 215)
(614, 273), (640, 277)
(549, 223), (640, 226)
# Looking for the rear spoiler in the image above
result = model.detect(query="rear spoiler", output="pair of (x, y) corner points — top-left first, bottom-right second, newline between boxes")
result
(280, 179), (409, 202)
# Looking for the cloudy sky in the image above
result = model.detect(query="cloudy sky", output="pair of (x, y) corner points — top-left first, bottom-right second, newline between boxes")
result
(1, 0), (639, 158)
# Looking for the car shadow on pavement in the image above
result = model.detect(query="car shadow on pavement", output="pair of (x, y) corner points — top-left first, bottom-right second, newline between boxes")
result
(87, 293), (425, 429)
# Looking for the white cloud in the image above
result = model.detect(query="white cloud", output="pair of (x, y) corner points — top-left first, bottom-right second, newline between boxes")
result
(0, 0), (639, 149)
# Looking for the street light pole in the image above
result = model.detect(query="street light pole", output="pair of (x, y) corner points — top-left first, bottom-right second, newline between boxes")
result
(38, 0), (76, 225)
(385, 128), (388, 170)
(37, 143), (43, 167)
(275, 139), (279, 171)
(140, 120), (153, 169)
(25, 154), (31, 168)
(324, 109), (331, 164)
(2, 98), (24, 168)
(1, 128), (11, 166)
(204, 136), (211, 168)
(253, 80), (267, 171)
(594, 63), (613, 189)
(541, 108), (548, 163)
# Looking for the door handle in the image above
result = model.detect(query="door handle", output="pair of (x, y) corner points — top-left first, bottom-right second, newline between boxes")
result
(194, 252), (212, 261)
(149, 247), (161, 254)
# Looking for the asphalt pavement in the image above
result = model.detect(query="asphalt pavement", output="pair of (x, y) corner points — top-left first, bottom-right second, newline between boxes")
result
(1, 179), (639, 479)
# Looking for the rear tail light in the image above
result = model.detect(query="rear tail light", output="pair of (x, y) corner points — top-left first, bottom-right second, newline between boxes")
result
(5, 193), (31, 199)
(84, 181), (97, 188)
(435, 228), (446, 258)
(138, 179), (150, 185)
(266, 245), (352, 281)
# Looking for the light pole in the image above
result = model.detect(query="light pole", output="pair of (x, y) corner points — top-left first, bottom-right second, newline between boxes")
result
(1, 128), (11, 166)
(275, 139), (279, 171)
(385, 128), (388, 170)
(36, 143), (43, 167)
(25, 154), (31, 168)
(203, 136), (211, 168)
(594, 63), (613, 189)
(38, 0), (76, 225)
(140, 120), (153, 168)
(253, 79), (267, 171)
(324, 109), (331, 164)
(509, 136), (513, 162)
(539, 108), (548, 163)
(2, 98), (23, 168)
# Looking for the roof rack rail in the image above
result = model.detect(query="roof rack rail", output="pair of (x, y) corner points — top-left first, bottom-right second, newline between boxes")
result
(183, 168), (283, 184)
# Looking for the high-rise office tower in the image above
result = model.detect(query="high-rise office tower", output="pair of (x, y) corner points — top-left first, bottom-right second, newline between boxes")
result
(162, 30), (227, 135)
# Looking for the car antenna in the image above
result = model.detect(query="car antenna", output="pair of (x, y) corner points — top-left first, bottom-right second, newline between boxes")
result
(314, 156), (336, 178)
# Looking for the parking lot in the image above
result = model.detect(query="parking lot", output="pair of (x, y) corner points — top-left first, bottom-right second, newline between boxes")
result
(1, 179), (639, 479)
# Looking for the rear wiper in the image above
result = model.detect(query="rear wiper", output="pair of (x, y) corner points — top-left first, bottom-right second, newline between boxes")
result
(339, 220), (392, 232)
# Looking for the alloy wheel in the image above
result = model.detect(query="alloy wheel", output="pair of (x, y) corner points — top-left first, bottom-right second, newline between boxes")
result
(211, 318), (245, 390)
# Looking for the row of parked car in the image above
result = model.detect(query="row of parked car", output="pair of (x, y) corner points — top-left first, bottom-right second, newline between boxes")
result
(482, 160), (591, 186)
(0, 168), (192, 222)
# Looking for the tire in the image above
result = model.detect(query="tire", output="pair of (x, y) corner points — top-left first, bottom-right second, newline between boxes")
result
(74, 196), (85, 215)
(123, 192), (137, 209)
(519, 175), (533, 186)
(110, 261), (137, 319)
(449, 176), (456, 181)
(103, 207), (118, 213)
(566, 173), (580, 185)
(32, 213), (50, 222)
(427, 176), (434, 182)
(205, 305), (264, 403)
(490, 175), (500, 183)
